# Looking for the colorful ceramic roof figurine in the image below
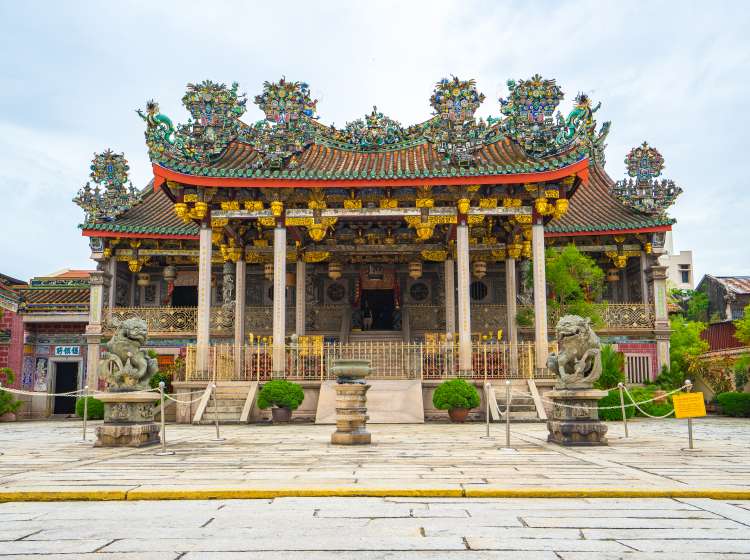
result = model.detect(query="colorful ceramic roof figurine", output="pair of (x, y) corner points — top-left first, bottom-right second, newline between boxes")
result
(73, 150), (140, 222)
(611, 142), (682, 215)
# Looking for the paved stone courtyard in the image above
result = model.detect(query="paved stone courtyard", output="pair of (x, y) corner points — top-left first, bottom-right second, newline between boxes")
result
(2, 496), (750, 558)
(1, 417), (749, 495)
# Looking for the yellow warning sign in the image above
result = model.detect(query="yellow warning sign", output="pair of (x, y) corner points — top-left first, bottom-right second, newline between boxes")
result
(673, 392), (706, 419)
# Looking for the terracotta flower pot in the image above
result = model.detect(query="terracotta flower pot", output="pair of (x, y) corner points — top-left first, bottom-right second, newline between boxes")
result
(0, 412), (17, 422)
(271, 406), (292, 424)
(448, 408), (470, 423)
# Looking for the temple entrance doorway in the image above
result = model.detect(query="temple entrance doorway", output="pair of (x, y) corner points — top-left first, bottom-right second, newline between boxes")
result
(52, 362), (79, 415)
(361, 289), (396, 330)
(171, 286), (198, 307)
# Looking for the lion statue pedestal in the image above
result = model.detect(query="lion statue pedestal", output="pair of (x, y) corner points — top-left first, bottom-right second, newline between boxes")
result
(94, 318), (160, 448)
(545, 315), (608, 447)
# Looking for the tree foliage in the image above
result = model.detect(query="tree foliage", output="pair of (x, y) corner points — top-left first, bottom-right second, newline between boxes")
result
(734, 304), (750, 345)
(666, 316), (709, 387)
(544, 245), (605, 326)
(669, 289), (709, 322)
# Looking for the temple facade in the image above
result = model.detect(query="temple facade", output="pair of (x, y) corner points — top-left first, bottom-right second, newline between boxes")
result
(69, 75), (682, 421)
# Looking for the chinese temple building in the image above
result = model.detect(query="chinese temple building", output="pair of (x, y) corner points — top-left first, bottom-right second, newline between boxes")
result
(73, 75), (682, 422)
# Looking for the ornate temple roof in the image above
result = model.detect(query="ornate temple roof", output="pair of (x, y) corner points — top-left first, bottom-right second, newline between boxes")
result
(139, 76), (608, 186)
(78, 75), (680, 240)
(82, 185), (198, 238)
(546, 165), (675, 235)
(17, 272), (92, 314)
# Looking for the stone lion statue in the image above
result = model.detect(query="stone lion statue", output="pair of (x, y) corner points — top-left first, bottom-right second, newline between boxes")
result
(547, 315), (602, 389)
(99, 317), (158, 391)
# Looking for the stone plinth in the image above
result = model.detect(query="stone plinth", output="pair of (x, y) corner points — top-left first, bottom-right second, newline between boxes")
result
(546, 388), (609, 447)
(94, 392), (159, 448)
(331, 383), (371, 445)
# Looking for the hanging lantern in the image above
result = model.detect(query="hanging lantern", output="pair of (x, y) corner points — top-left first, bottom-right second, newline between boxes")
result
(286, 271), (296, 287)
(328, 261), (342, 280)
(137, 272), (150, 287)
(264, 263), (274, 281)
(163, 265), (177, 282)
(472, 260), (487, 279)
(607, 268), (619, 282)
(408, 260), (423, 279)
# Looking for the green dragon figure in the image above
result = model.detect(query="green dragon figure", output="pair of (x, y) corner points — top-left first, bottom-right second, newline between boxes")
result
(556, 93), (601, 143)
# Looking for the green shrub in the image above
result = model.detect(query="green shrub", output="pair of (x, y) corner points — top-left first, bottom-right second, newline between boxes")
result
(149, 371), (173, 394)
(655, 365), (684, 390)
(432, 379), (480, 410)
(75, 396), (104, 420)
(257, 379), (305, 410)
(626, 386), (673, 417)
(733, 355), (750, 390)
(594, 345), (625, 390)
(716, 392), (750, 417)
(598, 389), (635, 421)
(0, 368), (21, 416)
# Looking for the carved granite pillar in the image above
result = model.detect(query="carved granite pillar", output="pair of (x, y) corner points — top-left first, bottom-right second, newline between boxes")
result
(505, 257), (519, 376)
(444, 259), (456, 335)
(85, 268), (110, 390)
(272, 225), (287, 377)
(532, 221), (548, 374)
(456, 222), (472, 375)
(234, 257), (246, 379)
(196, 222), (212, 373)
(651, 264), (670, 373)
(296, 259), (306, 336)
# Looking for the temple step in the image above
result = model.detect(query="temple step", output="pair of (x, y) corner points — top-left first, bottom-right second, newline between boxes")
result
(194, 383), (257, 424)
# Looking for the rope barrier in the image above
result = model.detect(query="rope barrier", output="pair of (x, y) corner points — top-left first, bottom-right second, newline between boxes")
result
(622, 385), (675, 419)
(163, 393), (207, 405)
(510, 383), (688, 412)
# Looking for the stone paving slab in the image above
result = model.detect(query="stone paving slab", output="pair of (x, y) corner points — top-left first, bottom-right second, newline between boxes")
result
(2, 497), (750, 558)
(0, 418), (749, 498)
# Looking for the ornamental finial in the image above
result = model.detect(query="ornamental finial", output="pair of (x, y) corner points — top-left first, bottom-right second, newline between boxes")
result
(424, 76), (487, 167)
(611, 142), (682, 215)
(73, 150), (139, 223)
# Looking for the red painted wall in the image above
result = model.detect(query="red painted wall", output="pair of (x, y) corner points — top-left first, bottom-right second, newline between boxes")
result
(0, 309), (24, 388)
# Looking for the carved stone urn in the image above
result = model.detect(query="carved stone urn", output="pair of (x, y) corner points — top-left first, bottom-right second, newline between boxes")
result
(330, 359), (373, 445)
(545, 315), (609, 446)
(94, 317), (160, 447)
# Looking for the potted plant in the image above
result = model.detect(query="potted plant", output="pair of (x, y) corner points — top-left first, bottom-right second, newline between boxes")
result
(432, 378), (480, 422)
(75, 396), (104, 420)
(0, 368), (22, 422)
(257, 379), (305, 423)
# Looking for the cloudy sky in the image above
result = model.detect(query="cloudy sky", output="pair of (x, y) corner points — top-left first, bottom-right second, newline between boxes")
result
(0, 0), (747, 282)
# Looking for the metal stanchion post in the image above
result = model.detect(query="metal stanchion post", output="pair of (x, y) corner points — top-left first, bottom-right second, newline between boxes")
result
(212, 383), (225, 442)
(77, 385), (89, 443)
(481, 382), (492, 439)
(156, 381), (175, 456)
(504, 380), (511, 449)
(618, 382), (629, 438)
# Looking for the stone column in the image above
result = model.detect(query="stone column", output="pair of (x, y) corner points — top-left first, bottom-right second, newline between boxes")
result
(505, 257), (519, 376)
(456, 222), (472, 375)
(296, 259), (306, 336)
(651, 264), (670, 373)
(234, 256), (246, 379)
(640, 251), (650, 304)
(444, 259), (456, 336)
(196, 223), (212, 374)
(532, 221), (548, 374)
(272, 225), (287, 376)
(107, 257), (117, 309)
(85, 269), (110, 390)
